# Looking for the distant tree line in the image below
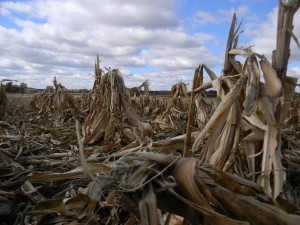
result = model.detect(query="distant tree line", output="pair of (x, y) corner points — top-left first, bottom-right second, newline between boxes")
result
(68, 89), (90, 94)
(2, 82), (218, 96)
(3, 82), (28, 93)
(204, 90), (217, 97)
(128, 87), (217, 97)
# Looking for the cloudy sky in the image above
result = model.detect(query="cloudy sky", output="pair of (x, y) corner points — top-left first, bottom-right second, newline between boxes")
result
(0, 0), (299, 90)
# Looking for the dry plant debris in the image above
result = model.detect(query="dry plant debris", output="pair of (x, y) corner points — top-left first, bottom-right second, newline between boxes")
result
(31, 77), (82, 123)
(154, 81), (190, 133)
(82, 67), (153, 146)
(0, 1), (300, 224)
(0, 82), (8, 120)
(190, 8), (299, 200)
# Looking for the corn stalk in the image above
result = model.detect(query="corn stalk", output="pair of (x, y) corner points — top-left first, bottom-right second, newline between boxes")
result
(82, 57), (153, 146)
(272, 0), (300, 81)
(184, 66), (202, 157)
(91, 152), (300, 225)
(154, 81), (189, 132)
(0, 83), (8, 120)
(191, 4), (299, 199)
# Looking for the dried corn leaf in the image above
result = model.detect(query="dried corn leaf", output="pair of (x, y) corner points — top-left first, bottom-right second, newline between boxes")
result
(173, 158), (211, 209)
(192, 73), (247, 153)
(203, 64), (218, 80)
(209, 102), (239, 169)
(28, 193), (98, 222)
(260, 56), (282, 97)
(26, 163), (111, 182)
(257, 125), (279, 197)
(278, 76), (298, 123)
(138, 183), (160, 225)
(94, 153), (300, 224)
(243, 55), (260, 116)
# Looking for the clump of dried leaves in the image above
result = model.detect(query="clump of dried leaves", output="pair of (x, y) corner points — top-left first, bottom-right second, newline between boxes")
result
(81, 64), (153, 146)
(31, 77), (82, 123)
(154, 81), (190, 133)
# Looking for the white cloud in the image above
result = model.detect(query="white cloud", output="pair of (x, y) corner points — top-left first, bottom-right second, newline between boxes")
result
(248, 7), (300, 63)
(4, 1), (297, 91)
(219, 5), (251, 20)
(287, 67), (300, 92)
(33, 0), (179, 29)
(1, 1), (32, 13)
(0, 0), (224, 89)
(194, 11), (221, 25)
(142, 46), (222, 71)
(288, 67), (300, 79)
(194, 5), (258, 26)
(0, 7), (10, 15)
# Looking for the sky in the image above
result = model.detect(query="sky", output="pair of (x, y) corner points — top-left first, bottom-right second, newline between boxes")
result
(0, 0), (299, 91)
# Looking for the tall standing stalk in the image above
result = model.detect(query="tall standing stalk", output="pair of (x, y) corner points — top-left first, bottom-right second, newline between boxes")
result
(183, 66), (202, 157)
(272, 0), (300, 81)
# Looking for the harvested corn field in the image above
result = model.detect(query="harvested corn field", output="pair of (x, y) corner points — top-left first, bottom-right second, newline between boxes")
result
(1, 1), (300, 225)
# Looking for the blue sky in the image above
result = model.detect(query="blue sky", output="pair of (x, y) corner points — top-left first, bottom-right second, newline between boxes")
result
(0, 0), (299, 90)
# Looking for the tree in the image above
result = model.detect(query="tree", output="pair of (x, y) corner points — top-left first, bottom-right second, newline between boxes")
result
(4, 82), (13, 92)
(19, 83), (27, 93)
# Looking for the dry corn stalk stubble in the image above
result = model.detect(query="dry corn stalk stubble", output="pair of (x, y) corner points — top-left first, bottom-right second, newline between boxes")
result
(76, 49), (299, 224)
(131, 80), (154, 117)
(154, 81), (190, 133)
(1, 60), (299, 224)
(89, 152), (300, 225)
(82, 61), (153, 146)
(190, 7), (299, 199)
(30, 77), (82, 122)
(1, 1), (300, 224)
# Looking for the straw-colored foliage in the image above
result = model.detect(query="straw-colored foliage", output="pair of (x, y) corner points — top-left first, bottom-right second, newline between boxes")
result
(190, 14), (298, 198)
(88, 152), (300, 225)
(31, 77), (82, 122)
(82, 67), (153, 146)
(154, 81), (190, 132)
(0, 1), (300, 224)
